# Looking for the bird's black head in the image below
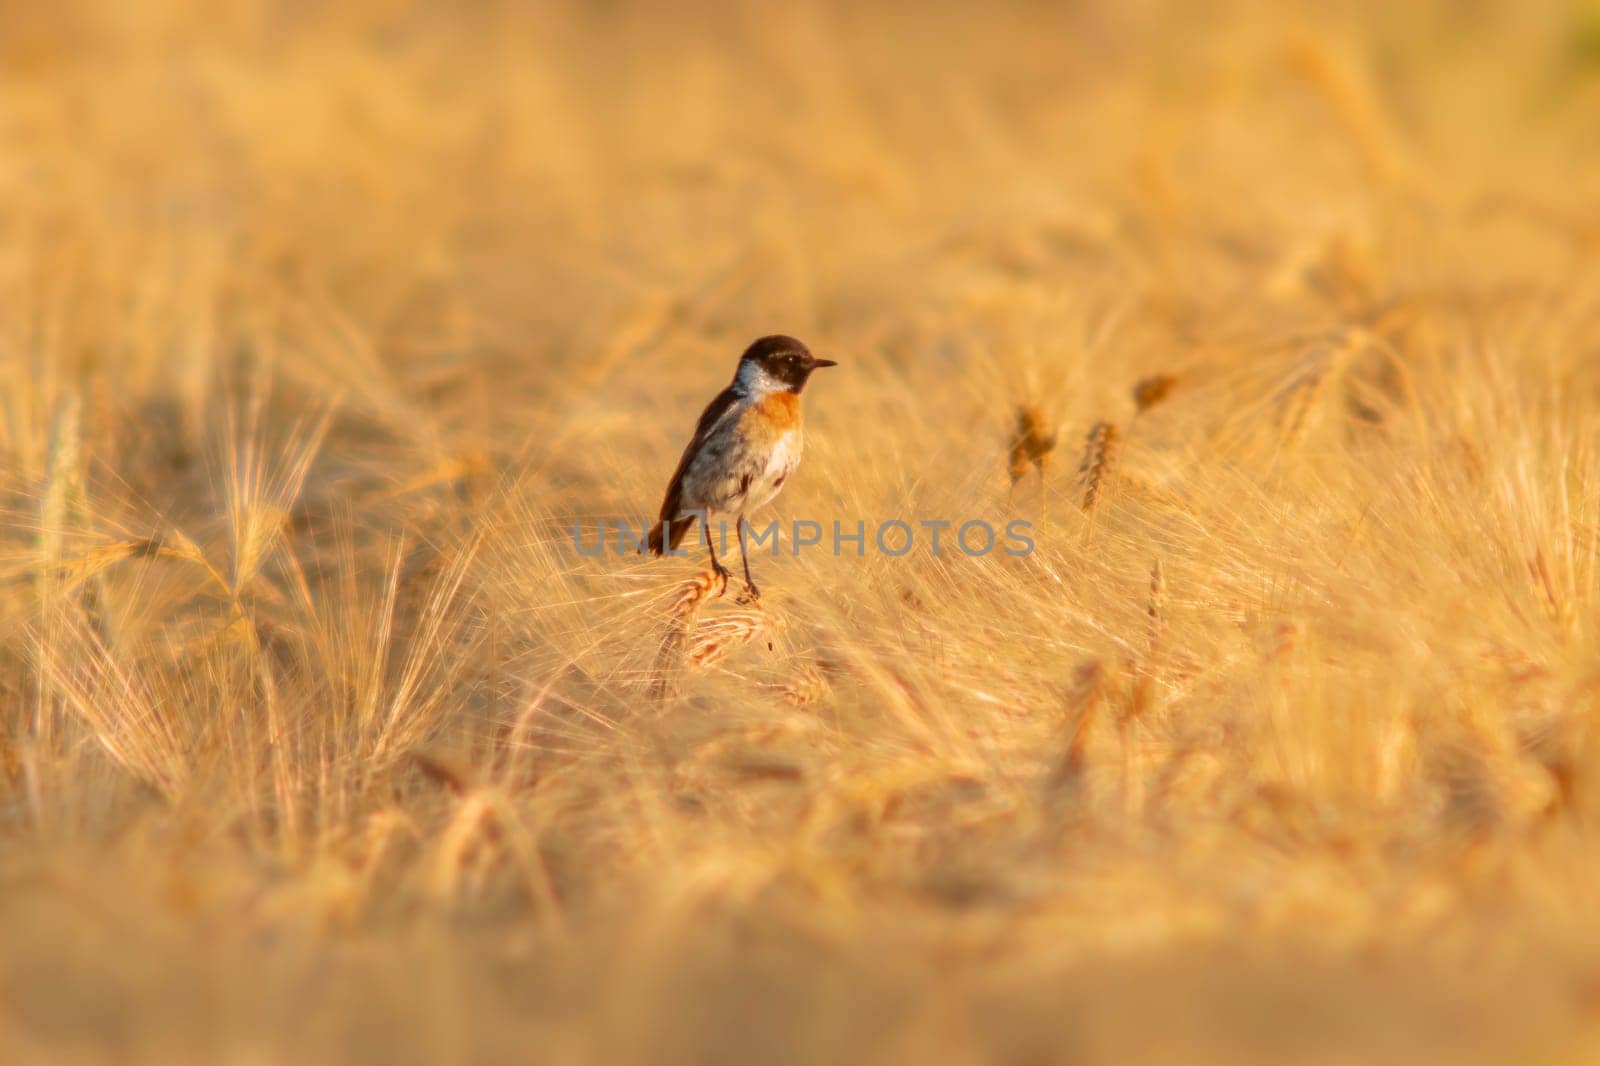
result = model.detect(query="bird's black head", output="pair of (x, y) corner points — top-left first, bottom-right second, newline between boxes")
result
(735, 334), (838, 394)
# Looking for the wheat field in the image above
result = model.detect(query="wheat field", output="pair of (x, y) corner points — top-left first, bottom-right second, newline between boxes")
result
(3, 2), (1600, 1063)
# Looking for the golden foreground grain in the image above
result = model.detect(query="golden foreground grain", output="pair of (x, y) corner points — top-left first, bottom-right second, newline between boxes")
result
(3, 2), (1600, 1063)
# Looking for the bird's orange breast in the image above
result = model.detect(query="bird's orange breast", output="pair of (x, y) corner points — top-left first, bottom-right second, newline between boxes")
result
(743, 390), (802, 442)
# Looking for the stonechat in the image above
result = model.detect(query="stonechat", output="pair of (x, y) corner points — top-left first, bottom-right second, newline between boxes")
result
(646, 334), (837, 599)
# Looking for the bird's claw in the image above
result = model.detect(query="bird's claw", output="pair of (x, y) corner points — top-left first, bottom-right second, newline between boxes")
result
(735, 583), (761, 606)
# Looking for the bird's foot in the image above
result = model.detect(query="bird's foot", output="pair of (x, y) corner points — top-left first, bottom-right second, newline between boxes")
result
(735, 581), (761, 606)
(710, 563), (732, 598)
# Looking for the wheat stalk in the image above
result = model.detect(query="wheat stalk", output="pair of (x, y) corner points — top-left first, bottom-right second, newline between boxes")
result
(1007, 404), (1058, 484)
(1129, 558), (1165, 721)
(649, 568), (722, 700)
(1076, 420), (1119, 511)
(780, 665), (832, 707)
(1050, 658), (1106, 798)
(686, 606), (775, 670)
(1132, 374), (1177, 415)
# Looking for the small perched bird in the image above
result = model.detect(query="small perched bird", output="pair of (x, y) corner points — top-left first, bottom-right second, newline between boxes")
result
(647, 335), (837, 600)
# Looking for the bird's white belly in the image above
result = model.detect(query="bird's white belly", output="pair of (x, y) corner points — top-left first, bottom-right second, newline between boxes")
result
(740, 430), (801, 514)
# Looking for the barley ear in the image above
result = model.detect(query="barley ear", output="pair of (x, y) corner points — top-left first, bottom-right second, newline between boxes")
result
(1076, 420), (1118, 511)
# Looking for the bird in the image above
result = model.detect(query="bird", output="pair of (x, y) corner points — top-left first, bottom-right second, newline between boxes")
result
(646, 335), (837, 601)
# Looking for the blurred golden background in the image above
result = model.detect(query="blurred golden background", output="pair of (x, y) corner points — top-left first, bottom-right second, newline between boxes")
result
(3, 1), (1600, 1063)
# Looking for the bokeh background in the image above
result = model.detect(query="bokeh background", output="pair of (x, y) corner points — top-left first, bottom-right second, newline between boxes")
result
(3, 1), (1600, 1063)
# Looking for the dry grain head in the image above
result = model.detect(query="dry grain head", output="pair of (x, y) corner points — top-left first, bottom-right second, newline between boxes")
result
(1076, 420), (1119, 511)
(1008, 404), (1058, 484)
(1132, 374), (1178, 414)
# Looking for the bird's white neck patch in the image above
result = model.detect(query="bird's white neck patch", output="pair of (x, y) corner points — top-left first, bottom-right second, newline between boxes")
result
(733, 359), (788, 397)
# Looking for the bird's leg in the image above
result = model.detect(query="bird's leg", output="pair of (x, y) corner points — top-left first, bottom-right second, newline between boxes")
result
(703, 516), (731, 596)
(735, 516), (760, 603)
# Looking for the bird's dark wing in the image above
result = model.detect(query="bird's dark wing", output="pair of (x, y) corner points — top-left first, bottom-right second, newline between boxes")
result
(647, 386), (741, 554)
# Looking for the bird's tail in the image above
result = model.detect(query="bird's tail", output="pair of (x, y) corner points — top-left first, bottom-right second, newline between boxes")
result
(646, 516), (691, 556)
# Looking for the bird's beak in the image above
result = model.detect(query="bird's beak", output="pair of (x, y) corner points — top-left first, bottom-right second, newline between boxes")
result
(811, 357), (838, 369)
